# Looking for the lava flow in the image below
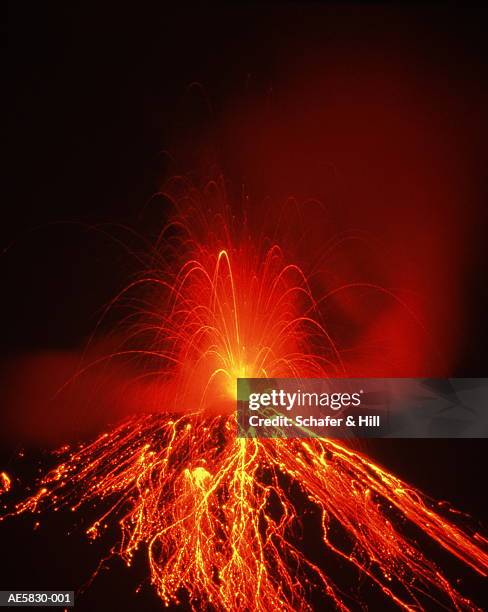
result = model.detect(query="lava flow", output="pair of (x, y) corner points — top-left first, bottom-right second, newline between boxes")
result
(2, 180), (487, 610)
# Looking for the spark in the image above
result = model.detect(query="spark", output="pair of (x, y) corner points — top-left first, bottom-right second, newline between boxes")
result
(2, 181), (487, 610)
(0, 472), (11, 494)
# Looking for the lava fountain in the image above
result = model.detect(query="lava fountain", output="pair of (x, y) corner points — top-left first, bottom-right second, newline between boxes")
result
(2, 179), (487, 610)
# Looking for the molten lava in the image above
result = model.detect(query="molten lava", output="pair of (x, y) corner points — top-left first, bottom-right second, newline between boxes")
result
(2, 181), (487, 610)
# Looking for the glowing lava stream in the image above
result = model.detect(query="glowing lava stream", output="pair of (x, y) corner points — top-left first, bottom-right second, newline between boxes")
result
(2, 183), (487, 610)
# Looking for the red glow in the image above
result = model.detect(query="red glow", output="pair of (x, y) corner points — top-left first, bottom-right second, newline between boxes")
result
(2, 182), (486, 610)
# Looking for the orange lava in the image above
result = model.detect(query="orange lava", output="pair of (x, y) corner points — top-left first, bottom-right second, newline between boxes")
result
(3, 181), (487, 610)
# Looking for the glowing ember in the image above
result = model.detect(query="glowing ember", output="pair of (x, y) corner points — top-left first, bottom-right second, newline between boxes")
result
(2, 182), (487, 610)
(0, 472), (11, 494)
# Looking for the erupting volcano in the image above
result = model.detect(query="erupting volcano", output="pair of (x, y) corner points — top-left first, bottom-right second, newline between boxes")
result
(2, 180), (487, 610)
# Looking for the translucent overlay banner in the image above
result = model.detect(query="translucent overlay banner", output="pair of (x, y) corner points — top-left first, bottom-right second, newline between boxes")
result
(236, 378), (488, 438)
